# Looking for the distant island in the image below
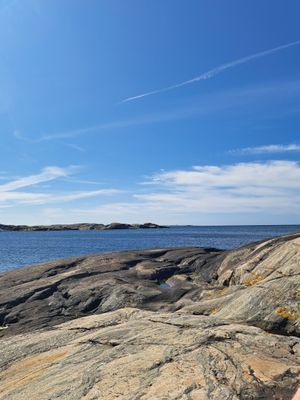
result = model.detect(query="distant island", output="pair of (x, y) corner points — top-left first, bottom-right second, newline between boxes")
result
(0, 222), (167, 232)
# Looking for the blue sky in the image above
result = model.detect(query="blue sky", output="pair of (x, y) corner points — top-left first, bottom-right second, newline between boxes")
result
(1, 0), (300, 225)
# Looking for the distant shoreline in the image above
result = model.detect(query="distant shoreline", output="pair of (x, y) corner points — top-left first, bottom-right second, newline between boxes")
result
(0, 223), (299, 232)
(0, 222), (168, 232)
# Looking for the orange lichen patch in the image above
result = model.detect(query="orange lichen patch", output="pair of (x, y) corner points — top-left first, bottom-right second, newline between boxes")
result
(206, 287), (229, 297)
(209, 307), (219, 315)
(0, 349), (68, 392)
(276, 306), (300, 321)
(243, 272), (265, 287)
(1, 368), (47, 392)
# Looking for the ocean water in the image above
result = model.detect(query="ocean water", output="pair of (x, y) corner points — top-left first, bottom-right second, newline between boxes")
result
(0, 225), (299, 272)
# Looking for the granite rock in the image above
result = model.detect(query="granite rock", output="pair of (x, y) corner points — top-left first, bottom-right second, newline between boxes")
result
(0, 233), (299, 399)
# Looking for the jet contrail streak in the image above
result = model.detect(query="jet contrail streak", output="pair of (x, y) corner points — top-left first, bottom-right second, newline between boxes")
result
(121, 40), (300, 103)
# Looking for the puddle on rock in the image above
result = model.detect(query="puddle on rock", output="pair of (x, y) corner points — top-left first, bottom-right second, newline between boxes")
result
(158, 281), (172, 289)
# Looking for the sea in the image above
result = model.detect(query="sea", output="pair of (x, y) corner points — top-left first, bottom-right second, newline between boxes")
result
(0, 225), (299, 272)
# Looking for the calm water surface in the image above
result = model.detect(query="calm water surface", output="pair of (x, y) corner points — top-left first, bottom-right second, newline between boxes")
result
(0, 225), (299, 272)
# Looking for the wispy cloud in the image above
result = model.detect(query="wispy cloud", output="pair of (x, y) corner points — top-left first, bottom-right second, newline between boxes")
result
(148, 161), (300, 190)
(13, 80), (300, 143)
(121, 40), (300, 103)
(2, 161), (300, 225)
(65, 143), (86, 153)
(63, 177), (105, 185)
(13, 121), (139, 142)
(24, 189), (121, 205)
(50, 189), (120, 203)
(132, 161), (300, 216)
(234, 143), (300, 154)
(13, 130), (28, 141)
(0, 166), (120, 207)
(0, 166), (77, 192)
(68, 161), (300, 225)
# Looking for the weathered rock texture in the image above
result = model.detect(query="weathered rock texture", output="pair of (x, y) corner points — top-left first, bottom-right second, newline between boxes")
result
(0, 247), (221, 335)
(0, 308), (299, 400)
(182, 232), (300, 337)
(0, 233), (299, 399)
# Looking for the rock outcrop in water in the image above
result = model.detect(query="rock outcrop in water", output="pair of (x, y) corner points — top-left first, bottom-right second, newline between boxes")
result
(0, 222), (167, 231)
(0, 233), (299, 399)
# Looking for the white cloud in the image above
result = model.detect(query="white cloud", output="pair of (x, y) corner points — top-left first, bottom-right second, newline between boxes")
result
(0, 191), (48, 203)
(135, 161), (300, 214)
(0, 166), (76, 192)
(0, 166), (120, 207)
(150, 161), (300, 189)
(2, 161), (300, 225)
(67, 161), (300, 225)
(235, 144), (300, 154)
(25, 189), (121, 205)
(121, 40), (300, 103)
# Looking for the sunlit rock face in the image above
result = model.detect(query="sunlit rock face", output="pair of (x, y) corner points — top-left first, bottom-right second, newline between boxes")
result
(0, 233), (299, 399)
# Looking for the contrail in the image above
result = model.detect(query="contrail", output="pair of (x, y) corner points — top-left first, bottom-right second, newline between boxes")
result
(121, 39), (300, 103)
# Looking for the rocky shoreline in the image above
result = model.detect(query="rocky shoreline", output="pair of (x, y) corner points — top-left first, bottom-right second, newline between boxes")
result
(0, 222), (167, 232)
(0, 233), (299, 399)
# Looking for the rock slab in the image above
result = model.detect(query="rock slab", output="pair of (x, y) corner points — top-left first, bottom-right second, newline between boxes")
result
(0, 233), (299, 399)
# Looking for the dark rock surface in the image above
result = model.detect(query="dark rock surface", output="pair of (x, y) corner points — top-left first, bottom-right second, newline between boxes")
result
(0, 247), (221, 336)
(0, 222), (167, 231)
(0, 233), (299, 399)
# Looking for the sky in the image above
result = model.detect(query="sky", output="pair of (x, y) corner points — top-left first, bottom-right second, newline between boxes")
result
(0, 0), (300, 225)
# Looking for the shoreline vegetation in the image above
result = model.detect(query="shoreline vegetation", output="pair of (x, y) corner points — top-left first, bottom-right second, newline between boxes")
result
(0, 222), (167, 232)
